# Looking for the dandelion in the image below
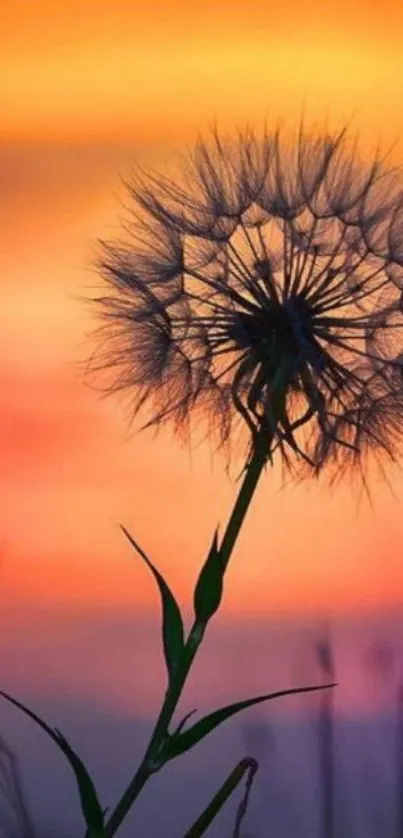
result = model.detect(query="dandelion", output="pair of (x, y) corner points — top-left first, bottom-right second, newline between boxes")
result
(76, 127), (367, 838)
(89, 125), (403, 490)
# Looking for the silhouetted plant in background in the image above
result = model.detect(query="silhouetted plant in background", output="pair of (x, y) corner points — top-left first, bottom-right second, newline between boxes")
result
(315, 629), (336, 838)
(363, 638), (403, 837)
(397, 680), (403, 838)
(0, 733), (35, 838)
(2, 123), (403, 837)
(364, 639), (396, 699)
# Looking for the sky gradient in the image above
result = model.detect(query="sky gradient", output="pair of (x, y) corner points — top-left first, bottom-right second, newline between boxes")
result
(2, 0), (403, 726)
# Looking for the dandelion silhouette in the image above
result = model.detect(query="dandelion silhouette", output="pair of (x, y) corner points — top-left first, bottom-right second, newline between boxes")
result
(81, 126), (403, 832)
(6, 125), (403, 838)
(90, 125), (403, 489)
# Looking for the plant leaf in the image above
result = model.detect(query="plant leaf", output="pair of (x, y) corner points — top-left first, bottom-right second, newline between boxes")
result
(0, 690), (105, 835)
(164, 683), (336, 760)
(120, 525), (184, 682)
(193, 530), (223, 624)
(184, 757), (258, 838)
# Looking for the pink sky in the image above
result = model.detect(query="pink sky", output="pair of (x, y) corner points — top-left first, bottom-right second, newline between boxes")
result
(1, 0), (403, 718)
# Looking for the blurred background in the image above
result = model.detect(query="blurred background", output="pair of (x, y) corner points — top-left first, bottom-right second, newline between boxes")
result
(1, 1), (403, 835)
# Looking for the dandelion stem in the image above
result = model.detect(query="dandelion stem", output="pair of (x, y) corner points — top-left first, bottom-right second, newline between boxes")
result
(102, 432), (271, 838)
(218, 430), (271, 573)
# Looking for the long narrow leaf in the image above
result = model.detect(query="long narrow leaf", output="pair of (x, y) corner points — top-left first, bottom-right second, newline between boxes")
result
(120, 525), (185, 682)
(0, 690), (104, 835)
(184, 757), (258, 838)
(165, 683), (336, 760)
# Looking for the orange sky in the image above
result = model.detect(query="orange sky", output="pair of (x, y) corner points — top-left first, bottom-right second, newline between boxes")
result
(3, 0), (403, 145)
(1, 0), (403, 713)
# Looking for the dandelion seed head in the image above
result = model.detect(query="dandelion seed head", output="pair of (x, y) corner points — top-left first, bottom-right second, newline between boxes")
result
(88, 124), (403, 484)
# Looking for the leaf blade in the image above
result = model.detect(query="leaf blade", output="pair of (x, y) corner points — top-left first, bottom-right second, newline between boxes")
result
(121, 525), (184, 682)
(184, 757), (258, 838)
(0, 690), (105, 835)
(165, 683), (336, 760)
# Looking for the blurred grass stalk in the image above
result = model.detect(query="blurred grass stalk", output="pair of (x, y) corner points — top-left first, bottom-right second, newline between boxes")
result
(0, 732), (35, 838)
(316, 631), (336, 838)
(398, 681), (403, 838)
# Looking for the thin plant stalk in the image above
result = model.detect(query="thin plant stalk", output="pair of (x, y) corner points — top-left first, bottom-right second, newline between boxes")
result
(397, 682), (403, 838)
(0, 733), (36, 838)
(316, 633), (336, 838)
(319, 688), (335, 838)
(103, 433), (270, 838)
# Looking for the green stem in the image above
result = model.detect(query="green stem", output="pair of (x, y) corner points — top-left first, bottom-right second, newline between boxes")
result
(102, 432), (271, 838)
(102, 646), (196, 838)
(218, 430), (270, 573)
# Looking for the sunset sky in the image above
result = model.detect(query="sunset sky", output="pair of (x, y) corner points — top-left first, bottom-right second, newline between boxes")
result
(2, 0), (403, 729)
